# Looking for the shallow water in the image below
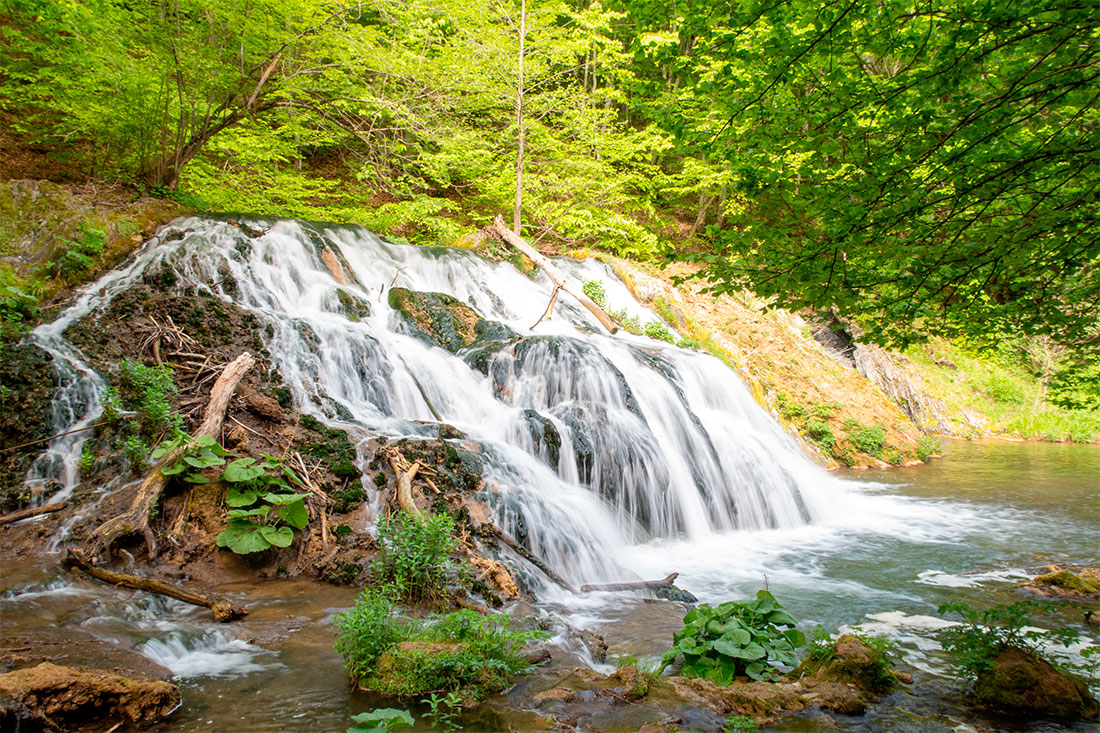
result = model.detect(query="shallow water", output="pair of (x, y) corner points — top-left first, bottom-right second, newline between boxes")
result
(2, 440), (1096, 731)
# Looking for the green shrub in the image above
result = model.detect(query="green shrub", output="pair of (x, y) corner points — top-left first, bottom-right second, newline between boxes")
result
(937, 601), (1082, 680)
(849, 425), (886, 458)
(374, 512), (464, 606)
(1048, 356), (1100, 412)
(423, 692), (463, 732)
(805, 419), (835, 454)
(811, 402), (841, 419)
(582, 279), (607, 308)
(643, 320), (675, 343)
(56, 227), (106, 281)
(336, 592), (545, 700)
(660, 590), (804, 683)
(982, 371), (1026, 404)
(916, 435), (941, 461)
(116, 359), (181, 435)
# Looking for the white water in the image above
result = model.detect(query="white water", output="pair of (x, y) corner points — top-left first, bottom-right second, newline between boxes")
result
(24, 217), (1004, 598)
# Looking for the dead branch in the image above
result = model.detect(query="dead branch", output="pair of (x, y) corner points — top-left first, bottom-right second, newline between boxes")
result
(383, 447), (422, 519)
(62, 550), (247, 622)
(0, 501), (66, 526)
(489, 525), (575, 593)
(491, 214), (618, 334)
(580, 572), (679, 593)
(530, 285), (561, 330)
(89, 353), (255, 559)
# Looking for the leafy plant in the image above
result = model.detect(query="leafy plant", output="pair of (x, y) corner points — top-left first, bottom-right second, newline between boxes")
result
(643, 320), (675, 343)
(724, 716), (759, 732)
(849, 425), (886, 458)
(115, 359), (182, 436)
(374, 511), (464, 606)
(660, 590), (805, 683)
(348, 708), (414, 733)
(423, 691), (464, 732)
(916, 435), (941, 461)
(79, 444), (95, 475)
(216, 456), (310, 554)
(334, 587), (405, 679)
(123, 434), (149, 471)
(154, 434), (310, 554)
(582, 279), (607, 308)
(55, 227), (106, 281)
(805, 419), (835, 454)
(937, 601), (1083, 680)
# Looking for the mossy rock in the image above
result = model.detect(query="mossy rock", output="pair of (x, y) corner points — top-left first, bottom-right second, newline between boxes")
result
(388, 287), (515, 354)
(0, 343), (54, 512)
(1019, 567), (1100, 599)
(795, 635), (899, 696)
(973, 647), (1098, 719)
(336, 288), (371, 322)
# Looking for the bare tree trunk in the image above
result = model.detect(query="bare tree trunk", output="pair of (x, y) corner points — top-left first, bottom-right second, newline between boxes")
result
(512, 0), (527, 236)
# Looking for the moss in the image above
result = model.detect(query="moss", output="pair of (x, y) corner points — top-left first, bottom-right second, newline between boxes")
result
(388, 287), (515, 354)
(323, 557), (365, 585)
(336, 288), (371, 322)
(330, 486), (366, 513)
(1034, 569), (1100, 595)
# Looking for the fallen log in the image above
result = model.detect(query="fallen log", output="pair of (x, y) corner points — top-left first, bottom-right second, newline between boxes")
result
(90, 352), (255, 558)
(62, 550), (247, 622)
(580, 572), (679, 593)
(491, 215), (619, 334)
(489, 525), (576, 593)
(0, 501), (66, 526)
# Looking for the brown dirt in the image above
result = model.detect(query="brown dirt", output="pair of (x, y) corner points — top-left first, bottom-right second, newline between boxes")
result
(0, 661), (180, 731)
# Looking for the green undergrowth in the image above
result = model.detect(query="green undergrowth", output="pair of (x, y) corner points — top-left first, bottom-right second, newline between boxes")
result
(373, 511), (466, 607)
(905, 339), (1099, 442)
(334, 586), (546, 700)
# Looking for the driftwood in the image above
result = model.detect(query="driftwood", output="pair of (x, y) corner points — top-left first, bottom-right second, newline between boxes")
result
(580, 572), (679, 593)
(491, 215), (619, 334)
(62, 550), (247, 622)
(489, 525), (576, 593)
(0, 501), (66, 526)
(90, 352), (256, 558)
(383, 447), (422, 520)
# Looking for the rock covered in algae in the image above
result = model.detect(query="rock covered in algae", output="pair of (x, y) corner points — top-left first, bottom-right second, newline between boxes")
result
(0, 661), (180, 730)
(387, 287), (515, 353)
(973, 646), (1098, 720)
(1018, 566), (1100, 600)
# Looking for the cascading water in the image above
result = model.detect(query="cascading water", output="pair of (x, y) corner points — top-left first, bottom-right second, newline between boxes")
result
(24, 216), (850, 592)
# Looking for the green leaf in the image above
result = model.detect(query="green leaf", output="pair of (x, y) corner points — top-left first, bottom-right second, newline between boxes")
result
(225, 488), (259, 507)
(161, 461), (187, 476)
(216, 521), (272, 554)
(258, 524), (294, 547)
(184, 473), (211, 484)
(223, 457), (265, 483)
(278, 499), (309, 529)
(227, 506), (269, 518)
(262, 492), (310, 505)
(350, 709), (414, 728)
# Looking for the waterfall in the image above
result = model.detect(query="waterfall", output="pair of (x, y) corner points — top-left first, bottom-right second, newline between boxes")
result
(27, 217), (854, 592)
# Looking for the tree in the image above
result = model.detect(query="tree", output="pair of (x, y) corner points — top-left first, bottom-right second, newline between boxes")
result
(622, 0), (1100, 347)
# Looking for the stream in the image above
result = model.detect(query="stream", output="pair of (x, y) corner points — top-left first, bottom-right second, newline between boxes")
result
(1, 218), (1098, 731)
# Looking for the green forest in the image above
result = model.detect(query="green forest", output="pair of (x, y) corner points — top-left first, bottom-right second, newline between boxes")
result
(1, 3), (1099, 731)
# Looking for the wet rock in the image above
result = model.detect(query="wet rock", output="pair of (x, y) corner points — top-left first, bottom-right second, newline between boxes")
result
(521, 409), (561, 467)
(973, 646), (1098, 719)
(0, 343), (54, 512)
(664, 674), (808, 721)
(388, 287), (515, 354)
(0, 661), (180, 731)
(656, 585), (698, 604)
(240, 386), (284, 421)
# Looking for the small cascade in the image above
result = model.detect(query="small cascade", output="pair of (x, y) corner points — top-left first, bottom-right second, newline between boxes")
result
(25, 217), (854, 589)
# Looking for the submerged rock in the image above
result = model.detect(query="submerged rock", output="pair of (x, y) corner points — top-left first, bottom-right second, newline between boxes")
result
(0, 661), (180, 731)
(973, 646), (1098, 720)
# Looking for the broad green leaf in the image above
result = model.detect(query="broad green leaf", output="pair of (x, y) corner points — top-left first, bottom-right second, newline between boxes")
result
(278, 499), (309, 529)
(161, 461), (187, 476)
(223, 457), (265, 483)
(262, 492), (310, 506)
(258, 524), (294, 547)
(228, 506), (269, 518)
(216, 521), (271, 554)
(225, 488), (259, 507)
